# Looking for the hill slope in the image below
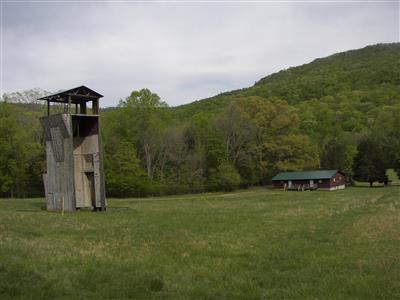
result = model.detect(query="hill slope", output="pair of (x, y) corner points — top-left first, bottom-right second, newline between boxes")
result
(173, 43), (400, 118)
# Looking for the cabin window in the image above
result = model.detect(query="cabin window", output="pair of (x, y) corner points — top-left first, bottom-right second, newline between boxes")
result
(333, 178), (336, 182)
(318, 180), (322, 183)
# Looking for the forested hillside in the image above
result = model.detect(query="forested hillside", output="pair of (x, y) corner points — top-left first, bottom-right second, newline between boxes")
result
(173, 43), (399, 116)
(1, 43), (399, 197)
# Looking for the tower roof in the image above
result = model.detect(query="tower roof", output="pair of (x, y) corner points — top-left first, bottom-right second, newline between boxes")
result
(38, 85), (103, 104)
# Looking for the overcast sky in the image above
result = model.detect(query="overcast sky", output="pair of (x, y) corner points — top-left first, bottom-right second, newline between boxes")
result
(1, 1), (399, 107)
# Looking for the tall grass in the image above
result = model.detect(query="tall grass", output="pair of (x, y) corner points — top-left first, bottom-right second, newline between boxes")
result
(1, 187), (399, 299)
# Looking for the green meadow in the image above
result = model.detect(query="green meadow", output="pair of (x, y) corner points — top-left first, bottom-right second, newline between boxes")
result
(1, 187), (399, 299)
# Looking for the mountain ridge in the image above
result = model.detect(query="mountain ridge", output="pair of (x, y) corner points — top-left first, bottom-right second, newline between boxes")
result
(171, 42), (400, 118)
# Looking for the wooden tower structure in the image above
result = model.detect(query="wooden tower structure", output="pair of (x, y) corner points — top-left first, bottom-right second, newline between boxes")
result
(38, 86), (106, 212)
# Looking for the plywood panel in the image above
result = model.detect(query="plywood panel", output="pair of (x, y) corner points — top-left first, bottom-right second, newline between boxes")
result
(85, 172), (95, 207)
(74, 155), (85, 207)
(93, 152), (101, 208)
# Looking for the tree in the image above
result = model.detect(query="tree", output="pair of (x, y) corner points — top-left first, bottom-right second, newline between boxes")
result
(215, 102), (254, 164)
(2, 88), (51, 104)
(353, 137), (388, 187)
(395, 158), (400, 179)
(228, 96), (319, 183)
(105, 141), (149, 197)
(0, 103), (44, 197)
(185, 113), (225, 175)
(321, 136), (357, 177)
(2, 88), (51, 113)
(207, 163), (241, 192)
(118, 88), (167, 109)
(370, 105), (400, 172)
(118, 88), (170, 181)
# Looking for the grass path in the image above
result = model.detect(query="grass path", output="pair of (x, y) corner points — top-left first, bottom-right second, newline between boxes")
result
(1, 187), (399, 299)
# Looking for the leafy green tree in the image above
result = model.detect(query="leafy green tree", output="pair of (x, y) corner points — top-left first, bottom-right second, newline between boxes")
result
(395, 158), (400, 179)
(321, 137), (357, 176)
(370, 105), (400, 169)
(118, 88), (167, 109)
(208, 163), (241, 192)
(118, 88), (170, 181)
(0, 103), (44, 197)
(353, 137), (388, 187)
(105, 141), (149, 197)
(229, 97), (319, 183)
(215, 102), (254, 164)
(185, 113), (225, 174)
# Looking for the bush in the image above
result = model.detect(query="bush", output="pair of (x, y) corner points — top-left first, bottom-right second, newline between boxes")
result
(207, 163), (241, 192)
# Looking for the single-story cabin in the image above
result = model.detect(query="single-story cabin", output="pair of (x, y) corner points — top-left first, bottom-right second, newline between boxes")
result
(272, 170), (346, 191)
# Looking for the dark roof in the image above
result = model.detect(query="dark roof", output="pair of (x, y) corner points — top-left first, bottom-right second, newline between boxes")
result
(38, 85), (103, 103)
(272, 170), (341, 181)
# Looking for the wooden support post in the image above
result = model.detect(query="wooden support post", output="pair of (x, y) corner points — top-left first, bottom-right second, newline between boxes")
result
(47, 101), (50, 116)
(80, 102), (87, 114)
(68, 95), (72, 114)
(75, 103), (78, 114)
(92, 99), (99, 114)
(62, 196), (64, 216)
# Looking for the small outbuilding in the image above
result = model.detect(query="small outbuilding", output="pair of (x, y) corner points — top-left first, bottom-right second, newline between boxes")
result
(272, 170), (346, 191)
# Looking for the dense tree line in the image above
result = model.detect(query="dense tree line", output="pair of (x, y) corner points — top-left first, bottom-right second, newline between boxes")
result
(102, 91), (319, 196)
(0, 102), (45, 197)
(1, 43), (399, 197)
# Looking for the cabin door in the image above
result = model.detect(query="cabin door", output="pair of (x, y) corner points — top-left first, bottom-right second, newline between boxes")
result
(288, 180), (292, 188)
(310, 179), (314, 188)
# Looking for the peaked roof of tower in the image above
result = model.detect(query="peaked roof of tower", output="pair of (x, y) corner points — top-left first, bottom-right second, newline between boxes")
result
(38, 85), (103, 103)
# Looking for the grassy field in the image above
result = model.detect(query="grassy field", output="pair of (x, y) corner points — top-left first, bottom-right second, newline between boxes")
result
(1, 187), (399, 299)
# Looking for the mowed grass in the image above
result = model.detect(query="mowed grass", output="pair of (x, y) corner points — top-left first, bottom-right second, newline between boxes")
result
(1, 187), (400, 299)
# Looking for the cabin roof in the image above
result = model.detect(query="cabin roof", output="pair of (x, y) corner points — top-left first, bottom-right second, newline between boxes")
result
(272, 170), (341, 181)
(38, 85), (103, 104)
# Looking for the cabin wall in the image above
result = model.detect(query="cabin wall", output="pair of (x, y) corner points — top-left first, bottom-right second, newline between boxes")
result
(328, 172), (346, 190)
(330, 172), (346, 187)
(273, 177), (344, 190)
(318, 179), (332, 189)
(273, 179), (328, 188)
